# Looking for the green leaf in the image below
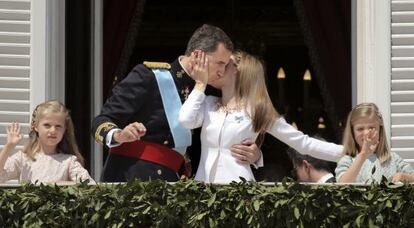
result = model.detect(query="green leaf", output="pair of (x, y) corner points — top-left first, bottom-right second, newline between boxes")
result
(91, 213), (99, 223)
(368, 218), (376, 228)
(196, 212), (207, 221)
(294, 207), (300, 220)
(220, 210), (226, 220)
(387, 183), (404, 189)
(385, 200), (392, 208)
(356, 214), (364, 227)
(253, 200), (261, 211)
(366, 193), (374, 200)
(274, 185), (285, 193)
(209, 217), (216, 228)
(247, 215), (253, 224)
(207, 193), (216, 207)
(142, 206), (151, 214)
(236, 200), (245, 211)
(104, 210), (111, 219)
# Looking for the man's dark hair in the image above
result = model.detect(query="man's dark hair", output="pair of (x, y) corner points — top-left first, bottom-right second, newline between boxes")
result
(185, 24), (234, 56)
(287, 147), (334, 172)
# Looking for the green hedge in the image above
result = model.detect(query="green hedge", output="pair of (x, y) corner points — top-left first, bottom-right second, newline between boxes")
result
(0, 179), (414, 227)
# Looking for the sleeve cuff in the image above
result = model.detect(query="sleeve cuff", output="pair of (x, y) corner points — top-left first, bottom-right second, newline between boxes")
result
(252, 150), (264, 169)
(189, 88), (206, 100)
(106, 128), (122, 148)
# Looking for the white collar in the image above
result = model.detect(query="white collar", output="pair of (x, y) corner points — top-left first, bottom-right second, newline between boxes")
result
(317, 173), (334, 183)
(178, 56), (191, 76)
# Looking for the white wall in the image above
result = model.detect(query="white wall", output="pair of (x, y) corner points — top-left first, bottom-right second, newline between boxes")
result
(357, 0), (414, 163)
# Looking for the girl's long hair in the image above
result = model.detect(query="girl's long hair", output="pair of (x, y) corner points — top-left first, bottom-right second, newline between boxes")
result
(233, 51), (279, 145)
(342, 103), (390, 164)
(23, 100), (85, 166)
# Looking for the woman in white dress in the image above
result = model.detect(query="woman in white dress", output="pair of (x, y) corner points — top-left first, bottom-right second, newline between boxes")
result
(179, 50), (343, 183)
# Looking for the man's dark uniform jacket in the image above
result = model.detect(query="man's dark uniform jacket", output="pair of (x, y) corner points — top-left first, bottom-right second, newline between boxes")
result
(325, 176), (336, 183)
(92, 58), (196, 182)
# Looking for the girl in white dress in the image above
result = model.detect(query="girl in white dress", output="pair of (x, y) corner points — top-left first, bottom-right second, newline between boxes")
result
(179, 50), (343, 183)
(0, 100), (94, 184)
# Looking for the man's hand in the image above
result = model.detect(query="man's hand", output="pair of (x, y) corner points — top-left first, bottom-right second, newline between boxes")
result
(113, 122), (146, 144)
(231, 139), (261, 165)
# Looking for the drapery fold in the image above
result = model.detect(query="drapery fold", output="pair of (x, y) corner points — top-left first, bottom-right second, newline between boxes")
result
(103, 0), (146, 100)
(294, 0), (351, 141)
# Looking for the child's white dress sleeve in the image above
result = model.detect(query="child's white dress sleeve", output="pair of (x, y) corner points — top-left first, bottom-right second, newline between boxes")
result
(0, 151), (23, 183)
(268, 118), (344, 162)
(179, 89), (207, 129)
(68, 156), (95, 183)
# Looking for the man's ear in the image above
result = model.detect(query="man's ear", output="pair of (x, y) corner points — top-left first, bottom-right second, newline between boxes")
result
(303, 160), (312, 171)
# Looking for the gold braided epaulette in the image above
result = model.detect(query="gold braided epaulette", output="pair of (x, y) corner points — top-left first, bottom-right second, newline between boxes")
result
(143, 61), (171, 69)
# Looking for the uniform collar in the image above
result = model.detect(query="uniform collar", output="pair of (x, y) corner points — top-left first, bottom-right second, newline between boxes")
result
(178, 55), (191, 76)
(171, 58), (194, 85)
(170, 58), (195, 99)
(317, 173), (335, 183)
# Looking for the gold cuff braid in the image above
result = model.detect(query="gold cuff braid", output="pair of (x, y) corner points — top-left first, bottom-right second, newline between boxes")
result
(94, 122), (118, 144)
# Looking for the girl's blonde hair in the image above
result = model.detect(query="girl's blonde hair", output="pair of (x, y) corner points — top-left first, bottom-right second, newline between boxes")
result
(232, 51), (279, 145)
(342, 103), (390, 164)
(23, 100), (85, 165)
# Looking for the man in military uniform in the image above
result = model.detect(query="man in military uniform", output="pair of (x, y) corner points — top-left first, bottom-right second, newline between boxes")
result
(92, 24), (262, 182)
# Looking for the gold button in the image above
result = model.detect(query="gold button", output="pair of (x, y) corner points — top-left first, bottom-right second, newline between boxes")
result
(157, 169), (162, 175)
(163, 140), (168, 145)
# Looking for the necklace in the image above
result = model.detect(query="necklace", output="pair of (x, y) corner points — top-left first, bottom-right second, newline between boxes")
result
(217, 101), (244, 113)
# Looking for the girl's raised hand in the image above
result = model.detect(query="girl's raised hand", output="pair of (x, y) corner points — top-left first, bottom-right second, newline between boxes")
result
(361, 129), (378, 156)
(190, 50), (209, 85)
(6, 122), (22, 147)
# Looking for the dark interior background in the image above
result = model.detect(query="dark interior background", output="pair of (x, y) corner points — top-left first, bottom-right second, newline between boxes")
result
(66, 0), (351, 181)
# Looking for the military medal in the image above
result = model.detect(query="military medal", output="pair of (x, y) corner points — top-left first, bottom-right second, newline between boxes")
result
(176, 69), (185, 78)
(181, 86), (190, 100)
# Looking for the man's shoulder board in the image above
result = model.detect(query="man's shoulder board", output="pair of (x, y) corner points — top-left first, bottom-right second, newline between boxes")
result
(143, 61), (171, 69)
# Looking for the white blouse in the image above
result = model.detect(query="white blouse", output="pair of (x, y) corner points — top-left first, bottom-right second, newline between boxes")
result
(0, 151), (94, 184)
(179, 89), (344, 184)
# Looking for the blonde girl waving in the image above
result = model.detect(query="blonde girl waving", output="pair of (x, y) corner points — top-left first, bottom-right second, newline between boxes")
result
(0, 101), (94, 184)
